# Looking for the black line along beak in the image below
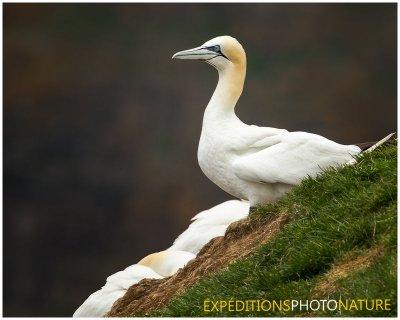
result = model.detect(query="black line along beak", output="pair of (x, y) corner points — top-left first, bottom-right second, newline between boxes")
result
(172, 45), (229, 61)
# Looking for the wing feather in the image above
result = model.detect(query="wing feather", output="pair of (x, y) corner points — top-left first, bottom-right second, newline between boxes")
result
(232, 132), (360, 185)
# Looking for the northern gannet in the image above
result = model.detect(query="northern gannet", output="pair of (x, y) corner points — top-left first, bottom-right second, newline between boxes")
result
(172, 36), (394, 206)
(137, 250), (195, 277)
(73, 200), (249, 317)
(169, 199), (249, 254)
(73, 250), (194, 317)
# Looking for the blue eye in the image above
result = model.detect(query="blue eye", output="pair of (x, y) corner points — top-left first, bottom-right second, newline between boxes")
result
(207, 44), (229, 60)
(208, 45), (220, 53)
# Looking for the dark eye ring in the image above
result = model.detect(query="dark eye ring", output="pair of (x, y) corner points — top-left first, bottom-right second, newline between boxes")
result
(207, 44), (229, 60)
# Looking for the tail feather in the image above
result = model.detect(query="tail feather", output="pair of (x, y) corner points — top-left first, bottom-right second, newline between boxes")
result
(363, 132), (396, 153)
(354, 141), (378, 151)
(347, 132), (396, 165)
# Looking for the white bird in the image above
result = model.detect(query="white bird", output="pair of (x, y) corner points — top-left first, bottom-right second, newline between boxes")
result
(73, 199), (250, 317)
(172, 35), (394, 206)
(73, 250), (194, 317)
(169, 199), (249, 254)
(136, 250), (195, 277)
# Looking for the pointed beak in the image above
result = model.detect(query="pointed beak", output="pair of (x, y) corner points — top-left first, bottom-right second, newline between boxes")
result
(172, 46), (217, 60)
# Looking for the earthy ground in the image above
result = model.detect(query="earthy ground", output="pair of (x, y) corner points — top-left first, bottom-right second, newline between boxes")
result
(107, 212), (289, 316)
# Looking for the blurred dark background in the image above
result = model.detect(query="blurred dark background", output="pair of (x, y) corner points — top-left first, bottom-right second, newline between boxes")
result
(4, 3), (396, 316)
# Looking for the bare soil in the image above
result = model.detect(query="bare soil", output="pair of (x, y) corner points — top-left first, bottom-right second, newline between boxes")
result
(107, 213), (289, 316)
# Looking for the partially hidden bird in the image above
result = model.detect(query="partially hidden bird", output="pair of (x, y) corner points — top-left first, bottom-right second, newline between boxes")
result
(169, 199), (250, 254)
(73, 200), (250, 317)
(172, 35), (394, 206)
(73, 249), (194, 317)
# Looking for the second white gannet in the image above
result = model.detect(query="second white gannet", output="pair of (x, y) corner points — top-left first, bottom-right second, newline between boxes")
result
(73, 250), (194, 317)
(169, 199), (250, 254)
(172, 36), (394, 206)
(73, 200), (249, 317)
(137, 250), (195, 277)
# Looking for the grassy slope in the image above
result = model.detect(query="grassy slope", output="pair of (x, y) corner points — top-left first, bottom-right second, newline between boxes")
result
(154, 142), (397, 317)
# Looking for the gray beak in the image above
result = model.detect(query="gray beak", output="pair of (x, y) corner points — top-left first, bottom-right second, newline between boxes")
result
(172, 46), (217, 60)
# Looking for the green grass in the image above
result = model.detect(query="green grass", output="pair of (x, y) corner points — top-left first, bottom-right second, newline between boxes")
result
(152, 142), (397, 317)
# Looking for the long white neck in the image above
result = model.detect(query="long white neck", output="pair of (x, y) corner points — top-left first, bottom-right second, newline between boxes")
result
(205, 62), (246, 119)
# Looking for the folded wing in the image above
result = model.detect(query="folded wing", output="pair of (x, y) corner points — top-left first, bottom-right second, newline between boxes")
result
(232, 132), (361, 186)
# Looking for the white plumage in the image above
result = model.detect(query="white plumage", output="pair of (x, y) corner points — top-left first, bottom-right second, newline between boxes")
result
(73, 200), (249, 317)
(137, 250), (195, 277)
(73, 250), (193, 317)
(172, 35), (393, 205)
(73, 264), (162, 317)
(169, 200), (249, 254)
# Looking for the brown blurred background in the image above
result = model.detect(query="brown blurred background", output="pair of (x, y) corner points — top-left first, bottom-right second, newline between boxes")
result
(4, 3), (396, 316)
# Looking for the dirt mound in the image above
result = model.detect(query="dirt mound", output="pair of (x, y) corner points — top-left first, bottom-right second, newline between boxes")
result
(107, 212), (289, 316)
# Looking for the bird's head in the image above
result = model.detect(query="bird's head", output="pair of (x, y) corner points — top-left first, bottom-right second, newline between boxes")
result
(172, 35), (246, 71)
